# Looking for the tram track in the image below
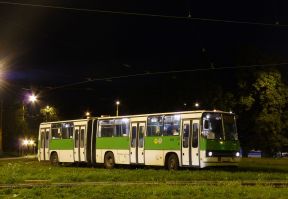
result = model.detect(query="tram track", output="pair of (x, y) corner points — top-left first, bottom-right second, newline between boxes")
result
(0, 180), (287, 189)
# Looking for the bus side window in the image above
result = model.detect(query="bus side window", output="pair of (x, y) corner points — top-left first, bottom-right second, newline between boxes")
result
(164, 115), (180, 136)
(147, 116), (163, 136)
(99, 119), (114, 137)
(52, 128), (61, 139)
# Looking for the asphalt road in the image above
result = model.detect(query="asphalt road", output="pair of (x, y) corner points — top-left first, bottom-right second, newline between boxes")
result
(0, 155), (37, 161)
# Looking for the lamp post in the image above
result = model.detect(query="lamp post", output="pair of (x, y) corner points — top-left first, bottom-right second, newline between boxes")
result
(23, 94), (37, 121)
(116, 100), (120, 116)
(21, 93), (37, 156)
(44, 105), (50, 122)
(0, 62), (7, 154)
(85, 111), (91, 119)
(0, 100), (3, 153)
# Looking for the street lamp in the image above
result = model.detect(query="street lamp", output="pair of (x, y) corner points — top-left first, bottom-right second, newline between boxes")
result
(183, 103), (187, 110)
(0, 62), (7, 154)
(0, 100), (2, 154)
(21, 138), (35, 156)
(23, 93), (38, 121)
(116, 100), (120, 116)
(195, 102), (200, 109)
(28, 94), (37, 103)
(85, 111), (91, 119)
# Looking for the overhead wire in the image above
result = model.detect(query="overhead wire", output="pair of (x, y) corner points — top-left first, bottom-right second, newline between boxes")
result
(0, 1), (287, 27)
(49, 62), (288, 90)
(1, 1), (287, 90)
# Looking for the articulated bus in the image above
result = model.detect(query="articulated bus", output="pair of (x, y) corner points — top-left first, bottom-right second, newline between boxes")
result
(38, 110), (241, 169)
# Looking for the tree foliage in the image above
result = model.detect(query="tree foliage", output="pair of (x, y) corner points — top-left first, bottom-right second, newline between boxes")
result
(40, 106), (59, 122)
(236, 69), (288, 154)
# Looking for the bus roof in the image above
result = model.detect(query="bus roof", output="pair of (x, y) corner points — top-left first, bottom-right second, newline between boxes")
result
(39, 110), (233, 125)
(96, 110), (232, 120)
(40, 118), (90, 125)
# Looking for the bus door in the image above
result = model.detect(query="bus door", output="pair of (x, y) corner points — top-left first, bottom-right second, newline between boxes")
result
(74, 126), (86, 162)
(181, 120), (200, 167)
(130, 122), (145, 164)
(40, 128), (50, 161)
(191, 120), (200, 167)
(181, 120), (191, 166)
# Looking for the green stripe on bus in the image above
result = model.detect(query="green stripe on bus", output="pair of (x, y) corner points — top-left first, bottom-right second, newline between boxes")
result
(200, 138), (240, 151)
(49, 139), (74, 150)
(96, 137), (130, 149)
(144, 136), (180, 150)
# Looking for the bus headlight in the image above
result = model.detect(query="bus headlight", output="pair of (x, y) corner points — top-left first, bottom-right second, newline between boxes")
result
(208, 151), (213, 157)
(235, 152), (240, 157)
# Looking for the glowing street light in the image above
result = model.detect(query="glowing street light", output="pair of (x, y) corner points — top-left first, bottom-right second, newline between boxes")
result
(44, 105), (51, 122)
(0, 62), (7, 154)
(23, 93), (38, 121)
(85, 111), (91, 118)
(28, 94), (37, 103)
(28, 139), (34, 145)
(22, 139), (29, 146)
(21, 138), (36, 156)
(116, 100), (120, 116)
(195, 102), (200, 108)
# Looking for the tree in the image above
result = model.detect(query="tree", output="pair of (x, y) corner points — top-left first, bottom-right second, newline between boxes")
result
(40, 106), (59, 122)
(236, 68), (288, 154)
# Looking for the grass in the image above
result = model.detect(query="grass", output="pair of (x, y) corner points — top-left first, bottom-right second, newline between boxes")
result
(0, 158), (287, 198)
(0, 184), (287, 199)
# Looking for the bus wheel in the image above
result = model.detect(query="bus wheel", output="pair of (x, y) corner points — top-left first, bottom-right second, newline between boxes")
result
(50, 152), (59, 166)
(166, 154), (179, 170)
(104, 152), (115, 169)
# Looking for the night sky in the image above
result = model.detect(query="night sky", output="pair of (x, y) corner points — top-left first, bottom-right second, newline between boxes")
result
(1, 0), (288, 119)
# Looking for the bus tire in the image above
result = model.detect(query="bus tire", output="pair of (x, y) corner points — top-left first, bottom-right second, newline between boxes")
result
(50, 152), (59, 166)
(104, 152), (115, 169)
(166, 154), (179, 170)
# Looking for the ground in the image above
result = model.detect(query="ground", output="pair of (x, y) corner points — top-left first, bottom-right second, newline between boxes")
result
(0, 157), (287, 198)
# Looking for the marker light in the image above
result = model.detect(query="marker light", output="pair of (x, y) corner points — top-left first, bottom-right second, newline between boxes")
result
(235, 152), (240, 157)
(208, 151), (213, 157)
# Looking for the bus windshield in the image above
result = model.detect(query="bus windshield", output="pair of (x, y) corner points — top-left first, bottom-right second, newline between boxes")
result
(202, 113), (237, 140)
(223, 114), (238, 140)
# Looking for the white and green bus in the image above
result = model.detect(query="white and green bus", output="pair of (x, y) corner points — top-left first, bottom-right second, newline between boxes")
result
(38, 110), (241, 169)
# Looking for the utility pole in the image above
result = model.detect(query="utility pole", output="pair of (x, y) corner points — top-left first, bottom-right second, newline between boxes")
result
(116, 100), (120, 116)
(0, 100), (3, 154)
